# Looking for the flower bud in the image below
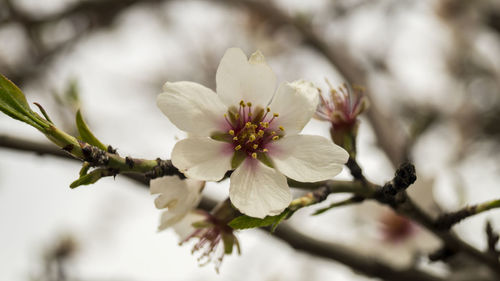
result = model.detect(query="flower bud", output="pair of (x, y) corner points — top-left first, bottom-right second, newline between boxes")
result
(315, 82), (369, 153)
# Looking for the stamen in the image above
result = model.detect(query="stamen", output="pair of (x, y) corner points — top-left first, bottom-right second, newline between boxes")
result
(247, 103), (252, 120)
(252, 144), (258, 149)
(262, 148), (268, 152)
(279, 126), (284, 131)
(245, 122), (252, 128)
(272, 136), (279, 141)
(257, 130), (264, 136)
(273, 113), (279, 117)
(235, 145), (242, 151)
(233, 137), (238, 141)
(229, 130), (235, 136)
(224, 114), (232, 126)
(239, 100), (246, 107)
(251, 153), (257, 159)
(248, 134), (256, 142)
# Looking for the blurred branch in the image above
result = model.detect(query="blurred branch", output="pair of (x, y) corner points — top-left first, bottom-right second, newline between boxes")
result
(273, 224), (443, 281)
(486, 221), (500, 259)
(2, 0), (167, 85)
(435, 199), (500, 230)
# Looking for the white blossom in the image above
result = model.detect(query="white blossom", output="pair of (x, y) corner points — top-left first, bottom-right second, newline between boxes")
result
(150, 176), (204, 230)
(157, 48), (349, 218)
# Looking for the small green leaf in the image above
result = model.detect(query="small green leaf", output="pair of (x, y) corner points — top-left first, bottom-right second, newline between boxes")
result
(228, 209), (290, 231)
(70, 168), (113, 188)
(33, 102), (54, 124)
(76, 110), (107, 150)
(79, 162), (91, 176)
(70, 169), (103, 188)
(0, 74), (47, 130)
(222, 232), (235, 254)
(231, 150), (246, 169)
(210, 132), (231, 142)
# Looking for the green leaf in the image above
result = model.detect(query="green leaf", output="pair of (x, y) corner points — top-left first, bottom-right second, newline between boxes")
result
(228, 209), (290, 231)
(70, 170), (102, 188)
(0, 74), (47, 130)
(70, 168), (113, 188)
(75, 110), (107, 150)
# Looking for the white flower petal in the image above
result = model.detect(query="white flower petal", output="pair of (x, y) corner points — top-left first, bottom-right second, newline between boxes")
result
(150, 176), (204, 210)
(150, 176), (204, 230)
(158, 209), (185, 230)
(158, 81), (228, 136)
(172, 211), (207, 240)
(171, 137), (233, 181)
(229, 159), (291, 218)
(269, 135), (349, 182)
(268, 80), (319, 135)
(216, 48), (276, 108)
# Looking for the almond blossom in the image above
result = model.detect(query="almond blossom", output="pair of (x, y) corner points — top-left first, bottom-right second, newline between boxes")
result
(150, 176), (204, 230)
(157, 48), (349, 218)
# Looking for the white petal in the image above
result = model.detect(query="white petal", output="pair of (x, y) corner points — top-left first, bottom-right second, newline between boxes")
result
(150, 176), (204, 230)
(229, 159), (291, 218)
(158, 81), (228, 136)
(216, 48), (276, 108)
(268, 80), (319, 135)
(158, 209), (185, 230)
(150, 176), (204, 210)
(171, 137), (233, 181)
(172, 211), (207, 240)
(269, 135), (349, 182)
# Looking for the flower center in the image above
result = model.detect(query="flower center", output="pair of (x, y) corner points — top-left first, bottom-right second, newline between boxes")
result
(224, 100), (283, 158)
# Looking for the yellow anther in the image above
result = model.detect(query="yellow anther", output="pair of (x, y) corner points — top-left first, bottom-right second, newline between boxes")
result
(272, 136), (279, 141)
(249, 134), (256, 142)
(251, 152), (257, 159)
(233, 137), (238, 141)
(257, 130), (264, 136)
(266, 107), (271, 112)
(235, 114), (240, 119)
(224, 113), (227, 117)
(273, 113), (279, 117)
(262, 122), (269, 128)
(235, 145), (242, 151)
(253, 144), (258, 149)
(247, 102), (252, 107)
(279, 126), (285, 131)
(240, 100), (246, 107)
(248, 112), (252, 117)
(245, 122), (252, 128)
(229, 130), (235, 136)
(263, 148), (268, 152)
(271, 131), (276, 135)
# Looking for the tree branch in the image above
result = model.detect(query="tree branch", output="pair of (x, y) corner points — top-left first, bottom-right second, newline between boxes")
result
(435, 199), (500, 230)
(272, 224), (443, 281)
